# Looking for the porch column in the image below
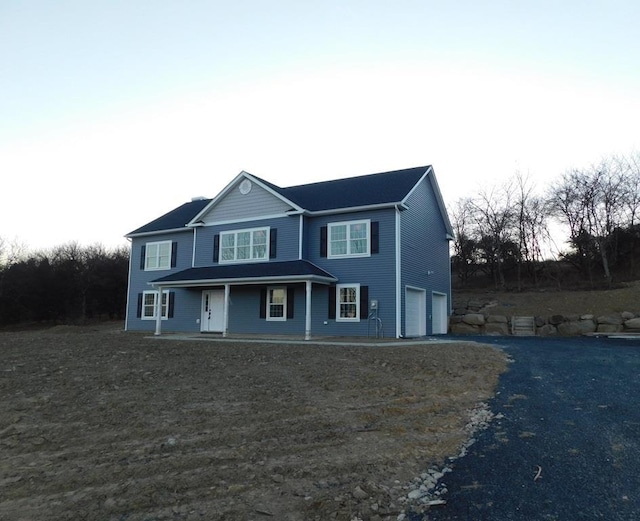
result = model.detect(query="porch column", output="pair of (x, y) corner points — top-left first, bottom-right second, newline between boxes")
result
(154, 285), (163, 336)
(305, 280), (312, 340)
(223, 283), (230, 338)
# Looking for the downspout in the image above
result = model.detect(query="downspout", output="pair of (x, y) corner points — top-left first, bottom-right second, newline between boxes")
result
(395, 206), (402, 338)
(298, 214), (304, 260)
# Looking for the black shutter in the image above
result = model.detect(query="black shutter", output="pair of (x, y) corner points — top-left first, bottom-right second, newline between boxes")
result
(328, 285), (336, 319)
(320, 226), (327, 257)
(287, 287), (295, 319)
(270, 229), (277, 259)
(136, 293), (143, 318)
(213, 234), (220, 262)
(371, 222), (379, 254)
(259, 288), (267, 319)
(140, 245), (146, 270)
(360, 286), (369, 319)
(171, 242), (178, 267)
(168, 292), (175, 318)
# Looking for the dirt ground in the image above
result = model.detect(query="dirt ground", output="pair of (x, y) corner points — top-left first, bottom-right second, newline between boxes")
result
(0, 324), (507, 521)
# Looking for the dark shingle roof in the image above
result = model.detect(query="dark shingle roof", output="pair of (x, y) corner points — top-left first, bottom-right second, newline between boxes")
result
(127, 198), (211, 236)
(253, 165), (429, 211)
(151, 260), (336, 285)
(127, 166), (432, 236)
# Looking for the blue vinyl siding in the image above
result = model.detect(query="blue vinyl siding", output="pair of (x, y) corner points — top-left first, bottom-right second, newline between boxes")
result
(307, 208), (398, 337)
(400, 176), (451, 335)
(193, 216), (300, 267)
(125, 230), (196, 332)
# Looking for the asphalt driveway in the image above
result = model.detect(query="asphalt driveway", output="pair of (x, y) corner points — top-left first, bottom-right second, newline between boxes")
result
(420, 336), (640, 521)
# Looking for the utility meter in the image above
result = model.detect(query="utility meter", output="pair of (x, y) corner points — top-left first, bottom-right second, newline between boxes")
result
(370, 299), (378, 310)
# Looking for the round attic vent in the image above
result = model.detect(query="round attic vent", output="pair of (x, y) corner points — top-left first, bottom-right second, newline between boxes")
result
(239, 179), (252, 195)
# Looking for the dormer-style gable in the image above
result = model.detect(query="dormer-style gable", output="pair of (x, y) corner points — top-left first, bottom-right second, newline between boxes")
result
(188, 171), (303, 227)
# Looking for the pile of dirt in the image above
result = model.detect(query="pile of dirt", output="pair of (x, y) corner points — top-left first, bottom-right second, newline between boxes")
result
(0, 326), (507, 520)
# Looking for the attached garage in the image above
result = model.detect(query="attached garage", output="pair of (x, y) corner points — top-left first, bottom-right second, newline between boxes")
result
(405, 286), (427, 337)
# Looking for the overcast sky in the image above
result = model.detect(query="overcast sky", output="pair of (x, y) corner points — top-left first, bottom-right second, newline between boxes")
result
(1, 1), (639, 250)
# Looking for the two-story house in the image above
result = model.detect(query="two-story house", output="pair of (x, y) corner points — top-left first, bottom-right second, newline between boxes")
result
(124, 165), (453, 338)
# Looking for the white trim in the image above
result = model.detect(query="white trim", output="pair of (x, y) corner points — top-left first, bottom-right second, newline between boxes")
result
(126, 227), (188, 239)
(219, 226), (270, 264)
(305, 280), (312, 340)
(144, 240), (172, 271)
(148, 274), (336, 288)
(298, 214), (303, 260)
(328, 219), (371, 259)
(401, 169), (429, 205)
(305, 202), (399, 216)
(336, 283), (361, 322)
(266, 286), (287, 321)
(124, 240), (133, 331)
(191, 228), (197, 267)
(142, 289), (169, 321)
(188, 171), (304, 225)
(191, 213), (291, 227)
(395, 207), (402, 338)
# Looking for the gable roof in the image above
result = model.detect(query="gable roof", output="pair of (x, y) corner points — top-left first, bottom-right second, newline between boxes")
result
(126, 165), (453, 237)
(251, 165), (430, 212)
(126, 198), (211, 237)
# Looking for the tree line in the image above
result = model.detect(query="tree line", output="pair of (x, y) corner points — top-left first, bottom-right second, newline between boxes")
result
(450, 152), (640, 290)
(0, 240), (129, 326)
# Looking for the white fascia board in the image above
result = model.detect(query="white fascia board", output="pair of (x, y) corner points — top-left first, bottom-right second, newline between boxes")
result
(188, 171), (304, 226)
(305, 202), (400, 216)
(125, 227), (189, 239)
(400, 166), (430, 206)
(149, 274), (337, 288)
(192, 212), (293, 228)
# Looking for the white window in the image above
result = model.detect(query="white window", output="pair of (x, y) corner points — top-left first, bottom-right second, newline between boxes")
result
(328, 220), (370, 258)
(336, 283), (360, 321)
(141, 290), (168, 320)
(145, 241), (172, 270)
(220, 227), (269, 263)
(267, 287), (287, 321)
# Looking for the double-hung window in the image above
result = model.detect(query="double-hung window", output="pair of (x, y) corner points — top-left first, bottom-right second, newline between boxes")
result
(141, 290), (168, 320)
(145, 241), (172, 270)
(267, 287), (287, 321)
(220, 227), (269, 263)
(328, 220), (370, 258)
(336, 283), (360, 321)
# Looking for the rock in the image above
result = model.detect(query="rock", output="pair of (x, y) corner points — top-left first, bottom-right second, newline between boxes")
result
(549, 314), (564, 325)
(462, 313), (485, 326)
(352, 486), (369, 500)
(537, 324), (557, 336)
(271, 473), (284, 483)
(449, 322), (480, 335)
(448, 315), (463, 324)
(467, 300), (483, 311)
(485, 322), (509, 336)
(597, 315), (623, 325)
(581, 314), (594, 320)
(624, 317), (640, 330)
(577, 320), (596, 334)
(557, 322), (580, 336)
(486, 315), (508, 323)
(597, 324), (623, 333)
(621, 311), (635, 320)
(535, 316), (547, 327)
(407, 489), (423, 500)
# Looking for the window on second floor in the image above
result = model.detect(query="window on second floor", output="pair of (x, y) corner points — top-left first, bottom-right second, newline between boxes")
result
(219, 227), (269, 263)
(144, 241), (173, 270)
(329, 220), (370, 258)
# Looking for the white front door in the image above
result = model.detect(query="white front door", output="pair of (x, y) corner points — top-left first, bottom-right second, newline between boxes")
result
(201, 290), (225, 332)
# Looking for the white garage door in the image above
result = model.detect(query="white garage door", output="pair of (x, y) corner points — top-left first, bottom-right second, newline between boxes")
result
(405, 287), (426, 337)
(432, 292), (448, 335)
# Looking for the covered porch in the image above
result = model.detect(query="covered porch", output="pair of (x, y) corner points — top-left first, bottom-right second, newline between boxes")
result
(149, 260), (337, 340)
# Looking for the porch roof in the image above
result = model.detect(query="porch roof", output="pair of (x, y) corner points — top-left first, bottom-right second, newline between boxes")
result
(149, 260), (337, 287)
